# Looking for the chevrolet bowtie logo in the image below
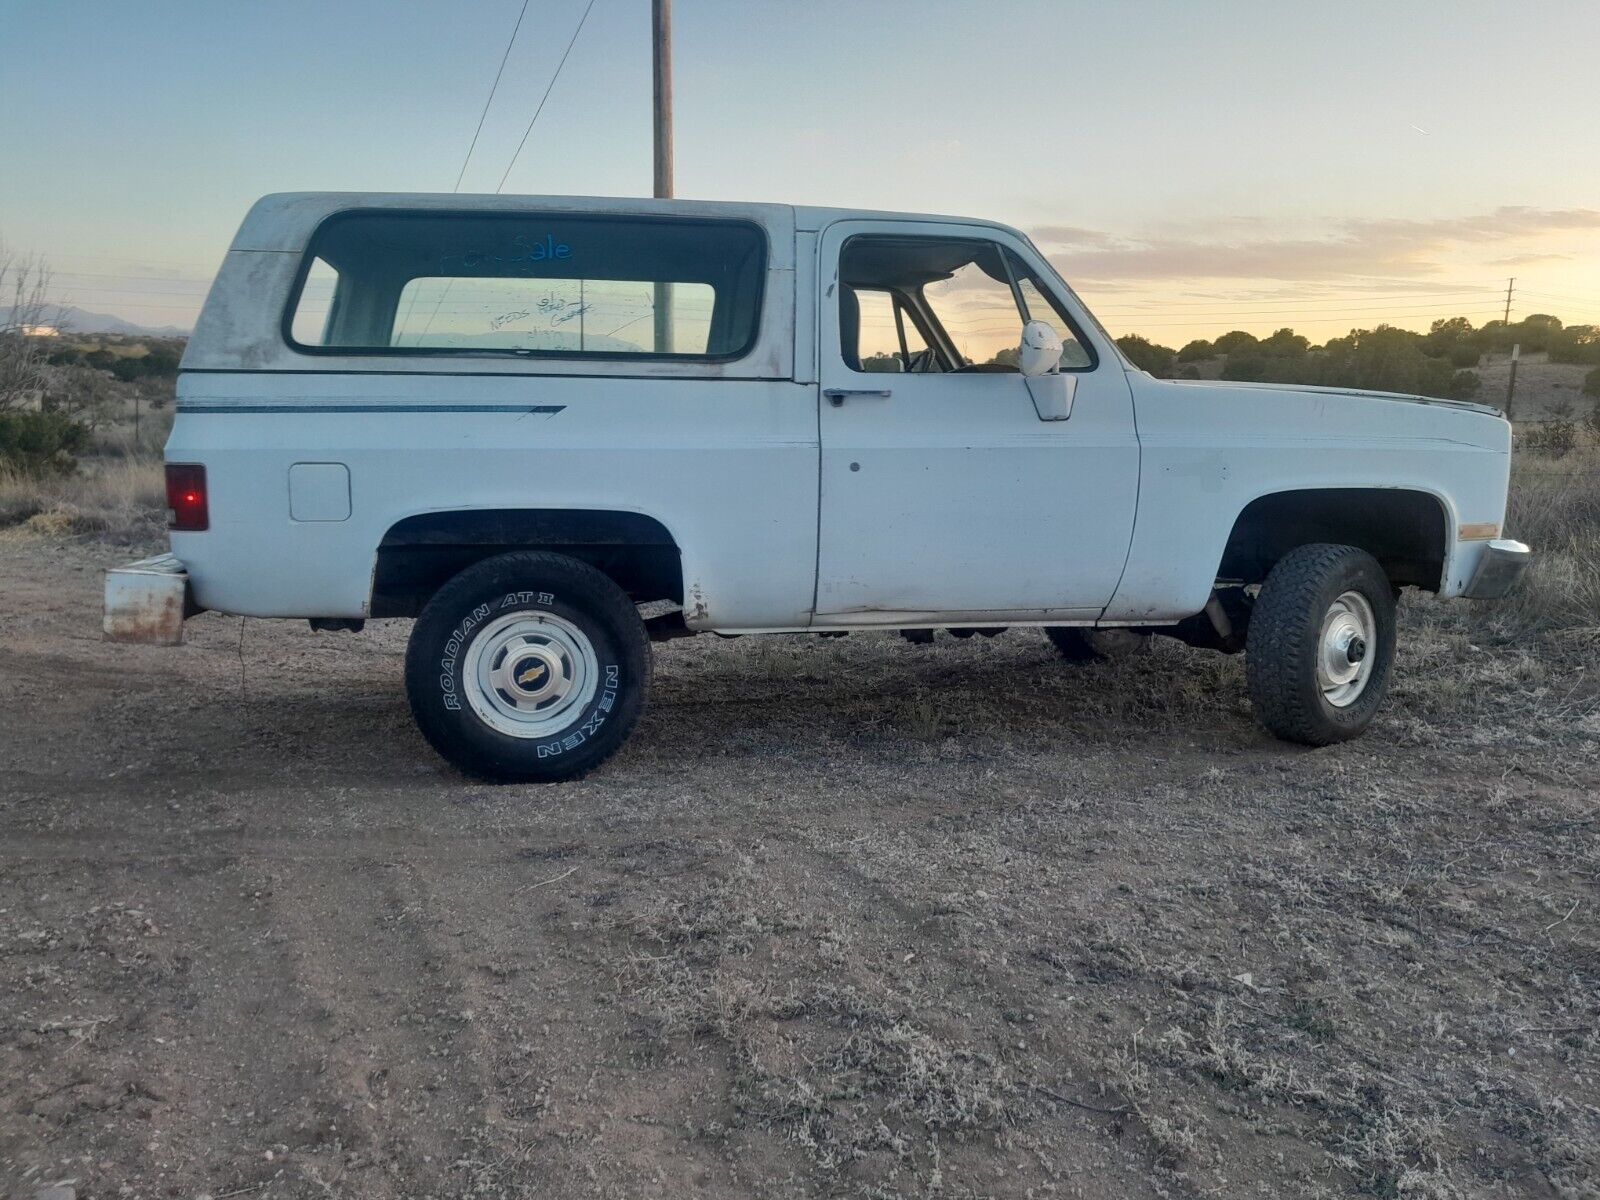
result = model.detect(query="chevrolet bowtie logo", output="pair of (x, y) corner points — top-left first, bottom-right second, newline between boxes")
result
(517, 662), (548, 686)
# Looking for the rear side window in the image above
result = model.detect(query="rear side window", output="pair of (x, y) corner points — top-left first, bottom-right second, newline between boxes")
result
(285, 211), (767, 360)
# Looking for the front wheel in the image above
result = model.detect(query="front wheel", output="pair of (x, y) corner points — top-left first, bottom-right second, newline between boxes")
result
(1245, 544), (1396, 746)
(404, 552), (650, 782)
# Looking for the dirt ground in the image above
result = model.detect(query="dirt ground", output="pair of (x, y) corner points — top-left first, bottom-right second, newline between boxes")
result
(2, 537), (1597, 1200)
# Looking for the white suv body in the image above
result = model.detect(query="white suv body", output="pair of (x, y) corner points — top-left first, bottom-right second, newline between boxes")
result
(109, 192), (1529, 778)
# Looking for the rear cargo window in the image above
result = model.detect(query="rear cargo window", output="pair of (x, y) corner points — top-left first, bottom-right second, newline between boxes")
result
(285, 211), (767, 360)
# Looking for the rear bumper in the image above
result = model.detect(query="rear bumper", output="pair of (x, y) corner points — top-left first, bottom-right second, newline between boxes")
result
(104, 554), (196, 645)
(1462, 538), (1532, 600)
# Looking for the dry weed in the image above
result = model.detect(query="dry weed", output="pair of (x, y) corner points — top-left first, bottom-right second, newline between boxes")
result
(0, 456), (165, 542)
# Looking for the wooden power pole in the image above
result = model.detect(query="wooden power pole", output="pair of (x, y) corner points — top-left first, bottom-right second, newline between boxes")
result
(652, 0), (673, 200)
(651, 0), (674, 353)
(1505, 343), (1520, 421)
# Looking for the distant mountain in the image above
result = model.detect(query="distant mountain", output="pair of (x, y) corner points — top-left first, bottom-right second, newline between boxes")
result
(2, 304), (191, 338)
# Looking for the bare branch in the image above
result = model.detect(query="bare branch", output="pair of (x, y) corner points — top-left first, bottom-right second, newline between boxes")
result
(0, 238), (60, 413)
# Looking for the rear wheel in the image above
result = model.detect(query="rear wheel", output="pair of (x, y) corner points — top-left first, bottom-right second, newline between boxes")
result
(1245, 543), (1396, 746)
(404, 552), (649, 782)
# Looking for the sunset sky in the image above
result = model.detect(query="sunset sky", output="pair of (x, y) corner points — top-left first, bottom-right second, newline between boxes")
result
(2, 0), (1597, 342)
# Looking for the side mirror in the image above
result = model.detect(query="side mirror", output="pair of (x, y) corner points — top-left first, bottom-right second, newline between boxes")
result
(1025, 372), (1076, 421)
(1018, 320), (1063, 378)
(1018, 321), (1074, 420)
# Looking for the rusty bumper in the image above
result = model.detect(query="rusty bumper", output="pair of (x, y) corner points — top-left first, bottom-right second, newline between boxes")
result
(1462, 539), (1533, 601)
(104, 554), (195, 645)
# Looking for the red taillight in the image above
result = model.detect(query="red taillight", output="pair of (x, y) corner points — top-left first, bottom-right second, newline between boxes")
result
(166, 463), (209, 532)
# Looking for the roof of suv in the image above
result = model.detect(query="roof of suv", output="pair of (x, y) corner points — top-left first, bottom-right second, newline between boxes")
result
(231, 192), (1023, 253)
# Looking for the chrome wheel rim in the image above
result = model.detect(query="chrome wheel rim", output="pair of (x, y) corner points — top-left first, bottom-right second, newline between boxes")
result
(1316, 590), (1376, 708)
(461, 611), (599, 738)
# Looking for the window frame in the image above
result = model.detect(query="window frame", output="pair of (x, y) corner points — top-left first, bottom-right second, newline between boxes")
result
(281, 208), (770, 364)
(837, 232), (1099, 375)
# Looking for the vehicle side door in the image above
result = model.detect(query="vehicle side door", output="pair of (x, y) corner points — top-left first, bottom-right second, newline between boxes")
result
(813, 219), (1139, 623)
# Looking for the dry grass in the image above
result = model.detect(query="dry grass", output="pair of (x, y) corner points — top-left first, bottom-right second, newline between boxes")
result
(89, 402), (175, 460)
(1, 522), (1597, 1197)
(0, 455), (166, 542)
(1477, 446), (1600, 642)
(594, 615), (1600, 1196)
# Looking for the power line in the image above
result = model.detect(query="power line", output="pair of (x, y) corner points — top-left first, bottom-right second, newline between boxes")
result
(454, 0), (532, 191)
(1092, 298), (1516, 319)
(1095, 298), (1500, 317)
(496, 0), (598, 193)
(1094, 288), (1505, 313)
(414, 0), (598, 342)
(30, 251), (219, 270)
(1519, 288), (1600, 307)
(1103, 310), (1508, 331)
(412, 0), (598, 343)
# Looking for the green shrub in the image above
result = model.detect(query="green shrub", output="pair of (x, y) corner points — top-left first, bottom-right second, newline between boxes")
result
(1550, 325), (1600, 365)
(1584, 366), (1600, 398)
(1115, 334), (1176, 377)
(1257, 327), (1310, 358)
(0, 410), (90, 473)
(1213, 330), (1259, 356)
(1220, 354), (1266, 382)
(1447, 369), (1480, 401)
(1520, 420), (1578, 458)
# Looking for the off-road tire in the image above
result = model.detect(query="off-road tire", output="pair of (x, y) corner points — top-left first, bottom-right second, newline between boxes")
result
(405, 552), (650, 782)
(1045, 627), (1102, 663)
(1245, 543), (1396, 746)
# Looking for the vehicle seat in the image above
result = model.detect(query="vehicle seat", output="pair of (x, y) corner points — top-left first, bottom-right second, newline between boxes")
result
(839, 286), (861, 372)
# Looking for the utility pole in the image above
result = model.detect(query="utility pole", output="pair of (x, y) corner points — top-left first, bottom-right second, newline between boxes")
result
(1501, 279), (1516, 421)
(651, 0), (674, 354)
(652, 0), (673, 200)
(1505, 343), (1520, 421)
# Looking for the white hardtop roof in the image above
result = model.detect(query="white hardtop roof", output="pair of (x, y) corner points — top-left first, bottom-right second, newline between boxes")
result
(230, 191), (1026, 253)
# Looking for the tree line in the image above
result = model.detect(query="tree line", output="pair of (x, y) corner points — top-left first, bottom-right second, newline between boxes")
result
(1115, 314), (1600, 402)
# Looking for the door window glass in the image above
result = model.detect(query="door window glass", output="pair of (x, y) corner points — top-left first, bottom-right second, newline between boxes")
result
(1018, 277), (1092, 369)
(922, 255), (1026, 367)
(838, 235), (1093, 373)
(852, 288), (930, 373)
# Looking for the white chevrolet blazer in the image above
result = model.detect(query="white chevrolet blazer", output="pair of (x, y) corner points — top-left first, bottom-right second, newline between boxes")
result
(105, 192), (1530, 781)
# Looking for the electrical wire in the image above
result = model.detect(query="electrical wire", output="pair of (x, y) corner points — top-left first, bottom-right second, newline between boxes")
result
(1090, 300), (1518, 319)
(414, 0), (598, 344)
(1105, 311), (1508, 331)
(1093, 288), (1505, 312)
(454, 0), (532, 192)
(495, 0), (598, 193)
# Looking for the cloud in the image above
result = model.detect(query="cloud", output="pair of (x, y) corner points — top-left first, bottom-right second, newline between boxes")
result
(1030, 206), (1600, 283)
(1029, 225), (1124, 250)
(1486, 252), (1572, 266)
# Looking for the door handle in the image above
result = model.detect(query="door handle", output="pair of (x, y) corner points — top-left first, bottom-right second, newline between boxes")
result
(824, 388), (892, 407)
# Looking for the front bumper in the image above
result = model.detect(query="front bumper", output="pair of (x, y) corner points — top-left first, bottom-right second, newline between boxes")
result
(104, 554), (194, 645)
(1462, 538), (1532, 600)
